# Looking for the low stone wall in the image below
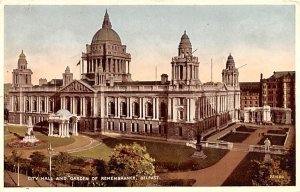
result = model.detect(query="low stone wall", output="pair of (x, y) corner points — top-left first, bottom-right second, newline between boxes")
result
(186, 140), (233, 150)
(249, 144), (289, 155)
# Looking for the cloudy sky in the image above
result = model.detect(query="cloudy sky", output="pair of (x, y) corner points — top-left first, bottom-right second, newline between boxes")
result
(4, 5), (295, 84)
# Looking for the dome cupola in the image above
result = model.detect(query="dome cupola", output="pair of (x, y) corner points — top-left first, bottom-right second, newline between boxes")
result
(178, 31), (192, 56)
(91, 10), (122, 45)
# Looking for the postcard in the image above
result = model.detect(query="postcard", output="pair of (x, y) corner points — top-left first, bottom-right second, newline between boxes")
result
(2, 2), (298, 191)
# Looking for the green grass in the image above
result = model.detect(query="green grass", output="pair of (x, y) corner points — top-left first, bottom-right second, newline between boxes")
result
(72, 136), (229, 171)
(236, 125), (256, 132)
(267, 129), (289, 135)
(4, 125), (75, 150)
(219, 132), (250, 143)
(258, 135), (286, 146)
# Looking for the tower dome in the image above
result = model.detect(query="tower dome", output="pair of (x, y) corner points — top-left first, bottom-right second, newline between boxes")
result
(18, 50), (27, 66)
(178, 31), (192, 56)
(226, 53), (235, 69)
(91, 10), (122, 45)
(179, 30), (192, 47)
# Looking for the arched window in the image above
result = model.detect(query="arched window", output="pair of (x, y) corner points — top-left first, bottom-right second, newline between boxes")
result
(15, 98), (19, 111)
(179, 65), (183, 80)
(49, 100), (53, 112)
(66, 97), (71, 112)
(120, 102), (127, 116)
(86, 98), (92, 117)
(160, 102), (167, 118)
(132, 102), (139, 117)
(145, 102), (153, 117)
(33, 100), (37, 112)
(25, 100), (30, 112)
(108, 102), (115, 116)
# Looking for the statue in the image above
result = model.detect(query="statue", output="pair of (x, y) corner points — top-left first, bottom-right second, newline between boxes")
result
(264, 138), (271, 151)
(191, 131), (206, 159)
(21, 116), (39, 143)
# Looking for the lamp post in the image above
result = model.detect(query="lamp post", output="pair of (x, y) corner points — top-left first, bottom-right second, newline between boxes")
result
(17, 161), (20, 187)
(48, 143), (54, 186)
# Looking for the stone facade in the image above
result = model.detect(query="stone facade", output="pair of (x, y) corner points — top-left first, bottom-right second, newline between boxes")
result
(7, 11), (240, 140)
(260, 71), (295, 123)
(240, 82), (260, 110)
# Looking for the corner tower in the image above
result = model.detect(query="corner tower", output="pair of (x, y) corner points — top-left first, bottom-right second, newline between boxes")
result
(81, 10), (131, 85)
(12, 50), (33, 88)
(171, 31), (200, 86)
(63, 66), (73, 86)
(222, 53), (239, 88)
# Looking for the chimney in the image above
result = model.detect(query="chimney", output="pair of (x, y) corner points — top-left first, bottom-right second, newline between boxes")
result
(260, 73), (263, 80)
(161, 74), (168, 84)
(39, 78), (47, 86)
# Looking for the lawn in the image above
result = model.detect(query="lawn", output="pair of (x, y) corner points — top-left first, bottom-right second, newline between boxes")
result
(258, 135), (286, 146)
(219, 132), (250, 143)
(4, 125), (75, 149)
(72, 136), (229, 171)
(236, 125), (256, 133)
(267, 128), (289, 135)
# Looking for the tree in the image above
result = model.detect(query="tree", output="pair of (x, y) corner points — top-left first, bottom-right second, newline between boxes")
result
(53, 152), (72, 177)
(250, 159), (291, 186)
(107, 143), (156, 186)
(29, 151), (47, 177)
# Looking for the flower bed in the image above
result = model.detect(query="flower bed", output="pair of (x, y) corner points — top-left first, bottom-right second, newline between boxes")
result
(7, 138), (45, 148)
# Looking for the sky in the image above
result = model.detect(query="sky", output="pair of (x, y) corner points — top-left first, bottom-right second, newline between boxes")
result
(4, 5), (295, 85)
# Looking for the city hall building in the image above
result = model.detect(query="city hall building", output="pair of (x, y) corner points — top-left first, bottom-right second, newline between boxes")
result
(8, 11), (240, 140)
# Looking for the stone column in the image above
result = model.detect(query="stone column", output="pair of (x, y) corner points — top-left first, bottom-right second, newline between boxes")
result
(139, 98), (143, 118)
(141, 98), (145, 118)
(37, 96), (40, 113)
(168, 97), (172, 120)
(105, 97), (108, 116)
(172, 98), (176, 121)
(116, 97), (119, 117)
(66, 122), (70, 137)
(156, 98), (159, 119)
(75, 120), (78, 136)
(83, 97), (86, 117)
(127, 97), (131, 118)
(127, 61), (130, 74)
(93, 96), (97, 117)
(48, 121), (51, 136)
(58, 123), (61, 137)
(51, 122), (54, 135)
(80, 97), (83, 116)
(190, 98), (195, 122)
(187, 98), (190, 121)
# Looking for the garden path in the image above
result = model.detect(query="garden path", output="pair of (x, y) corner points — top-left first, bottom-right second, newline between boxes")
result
(158, 128), (263, 186)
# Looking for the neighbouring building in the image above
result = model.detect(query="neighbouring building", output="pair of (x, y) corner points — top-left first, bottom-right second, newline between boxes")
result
(7, 11), (240, 140)
(260, 71), (295, 123)
(239, 82), (260, 109)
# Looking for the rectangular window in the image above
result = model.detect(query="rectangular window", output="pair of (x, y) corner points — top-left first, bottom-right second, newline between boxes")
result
(159, 125), (161, 134)
(137, 124), (139, 132)
(150, 124), (152, 133)
(131, 123), (135, 132)
(144, 124), (148, 133)
(179, 98), (184, 105)
(179, 127), (183, 136)
(179, 111), (184, 120)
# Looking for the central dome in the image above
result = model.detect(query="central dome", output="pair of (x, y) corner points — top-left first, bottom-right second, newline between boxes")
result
(92, 28), (121, 45)
(91, 10), (122, 45)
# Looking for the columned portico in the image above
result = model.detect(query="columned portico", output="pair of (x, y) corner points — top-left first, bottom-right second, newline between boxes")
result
(48, 109), (80, 137)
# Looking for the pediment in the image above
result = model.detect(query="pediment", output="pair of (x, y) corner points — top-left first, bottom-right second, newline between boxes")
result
(59, 80), (96, 93)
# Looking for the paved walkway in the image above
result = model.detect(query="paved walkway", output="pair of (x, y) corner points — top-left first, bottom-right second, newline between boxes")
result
(158, 128), (264, 186)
